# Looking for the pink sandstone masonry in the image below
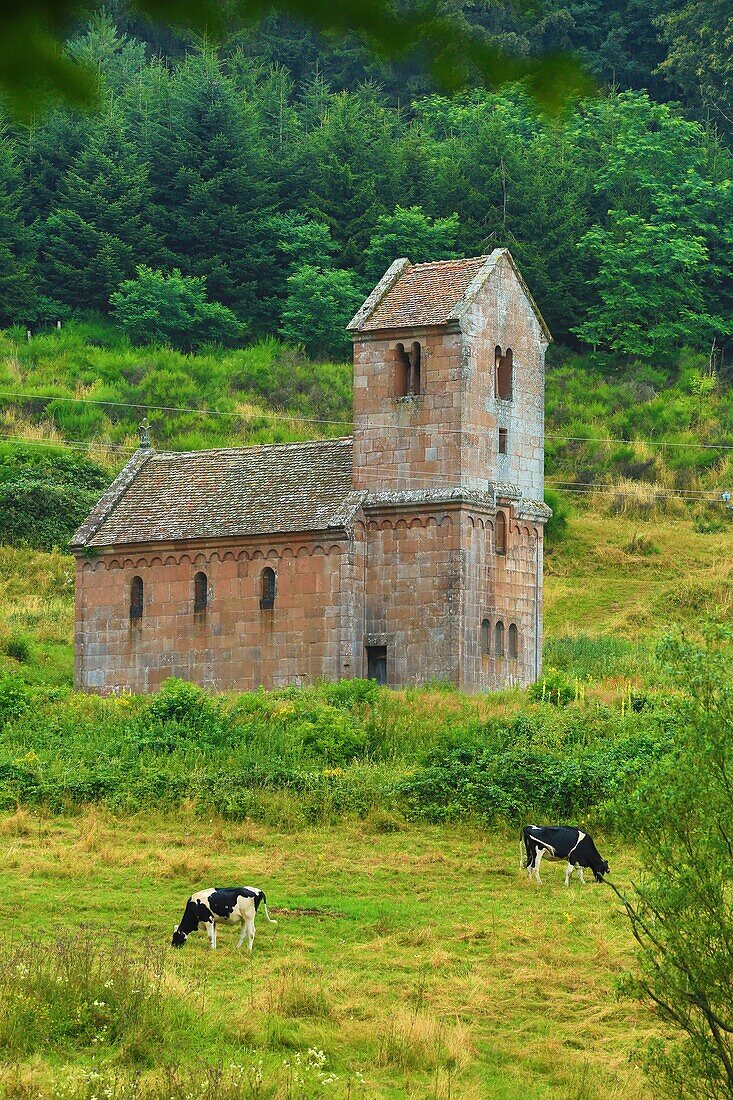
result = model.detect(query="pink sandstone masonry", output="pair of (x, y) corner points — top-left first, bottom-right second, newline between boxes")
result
(73, 249), (551, 694)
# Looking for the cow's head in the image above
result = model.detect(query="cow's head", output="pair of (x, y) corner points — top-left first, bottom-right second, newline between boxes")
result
(171, 925), (188, 948)
(593, 859), (610, 882)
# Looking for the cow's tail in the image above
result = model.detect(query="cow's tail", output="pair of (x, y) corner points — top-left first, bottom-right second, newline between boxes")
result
(260, 893), (278, 929)
(519, 833), (527, 870)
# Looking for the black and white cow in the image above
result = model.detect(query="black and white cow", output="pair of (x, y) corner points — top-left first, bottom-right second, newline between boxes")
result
(172, 887), (277, 950)
(520, 825), (609, 886)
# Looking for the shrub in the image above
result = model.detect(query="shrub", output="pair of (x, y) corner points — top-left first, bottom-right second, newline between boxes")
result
(527, 668), (578, 706)
(0, 447), (111, 551)
(320, 678), (380, 708)
(543, 488), (569, 546)
(111, 266), (245, 352)
(0, 677), (31, 723)
(141, 677), (221, 729)
(3, 635), (30, 662)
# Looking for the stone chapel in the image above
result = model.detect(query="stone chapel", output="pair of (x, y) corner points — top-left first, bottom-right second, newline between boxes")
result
(72, 248), (551, 694)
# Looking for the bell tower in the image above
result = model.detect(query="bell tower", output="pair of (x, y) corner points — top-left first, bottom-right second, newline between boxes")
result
(347, 249), (550, 502)
(347, 250), (552, 692)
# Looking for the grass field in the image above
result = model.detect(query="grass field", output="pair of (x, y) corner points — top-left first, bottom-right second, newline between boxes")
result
(0, 810), (653, 1100)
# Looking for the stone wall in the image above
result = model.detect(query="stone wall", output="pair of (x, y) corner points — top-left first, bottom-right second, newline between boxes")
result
(459, 505), (544, 691)
(352, 325), (465, 494)
(357, 505), (462, 686)
(74, 534), (348, 693)
(460, 252), (547, 500)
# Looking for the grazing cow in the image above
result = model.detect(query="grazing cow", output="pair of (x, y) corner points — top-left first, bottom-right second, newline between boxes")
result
(172, 887), (277, 950)
(520, 825), (609, 886)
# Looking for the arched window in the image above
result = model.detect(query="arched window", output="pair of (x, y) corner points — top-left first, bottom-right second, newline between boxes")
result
(496, 347), (513, 401)
(508, 623), (519, 659)
(496, 511), (507, 555)
(260, 567), (276, 609)
(494, 621), (505, 657)
(481, 619), (490, 655)
(394, 341), (422, 397)
(194, 571), (208, 614)
(130, 576), (143, 621)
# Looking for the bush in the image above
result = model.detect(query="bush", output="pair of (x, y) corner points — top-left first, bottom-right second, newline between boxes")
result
(543, 488), (569, 546)
(141, 677), (221, 729)
(0, 677), (31, 723)
(0, 447), (111, 551)
(527, 668), (578, 705)
(111, 266), (245, 352)
(3, 635), (30, 662)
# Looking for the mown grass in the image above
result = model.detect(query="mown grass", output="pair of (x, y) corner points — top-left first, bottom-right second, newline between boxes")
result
(0, 810), (653, 1099)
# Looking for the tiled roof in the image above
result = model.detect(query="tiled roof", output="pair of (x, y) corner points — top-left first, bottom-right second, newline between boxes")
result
(347, 248), (552, 341)
(72, 438), (362, 548)
(359, 256), (489, 331)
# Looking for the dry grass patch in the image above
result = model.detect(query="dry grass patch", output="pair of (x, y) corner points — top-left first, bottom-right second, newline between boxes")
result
(376, 1009), (474, 1072)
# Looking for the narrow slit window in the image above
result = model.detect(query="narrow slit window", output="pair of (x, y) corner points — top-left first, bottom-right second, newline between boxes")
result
(481, 619), (490, 655)
(496, 347), (513, 401)
(395, 343), (410, 397)
(495, 621), (505, 657)
(260, 567), (276, 610)
(496, 511), (507, 555)
(130, 575), (143, 621)
(194, 571), (208, 614)
(410, 341), (421, 395)
(508, 623), (519, 659)
(498, 427), (508, 455)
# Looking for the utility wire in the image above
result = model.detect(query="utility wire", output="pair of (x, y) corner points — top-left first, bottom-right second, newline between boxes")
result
(1, 433), (727, 504)
(1, 387), (733, 451)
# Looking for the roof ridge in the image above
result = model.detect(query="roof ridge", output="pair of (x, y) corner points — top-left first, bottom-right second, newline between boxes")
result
(409, 255), (488, 269)
(151, 436), (353, 460)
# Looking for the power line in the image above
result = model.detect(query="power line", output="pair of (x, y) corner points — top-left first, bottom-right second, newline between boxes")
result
(1, 432), (727, 504)
(0, 389), (353, 427)
(0, 434), (136, 454)
(2, 387), (733, 452)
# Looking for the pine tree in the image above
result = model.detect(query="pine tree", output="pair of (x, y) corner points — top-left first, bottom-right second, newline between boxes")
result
(157, 49), (278, 332)
(40, 108), (163, 310)
(0, 133), (37, 326)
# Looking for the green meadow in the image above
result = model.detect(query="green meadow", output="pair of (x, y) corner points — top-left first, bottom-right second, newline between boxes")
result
(0, 810), (651, 1100)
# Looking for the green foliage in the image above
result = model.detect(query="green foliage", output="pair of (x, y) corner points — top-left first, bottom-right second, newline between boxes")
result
(110, 266), (244, 351)
(40, 109), (162, 313)
(0, 673), (670, 826)
(0, 0), (593, 121)
(141, 676), (221, 729)
(0, 136), (36, 326)
(0, 677), (31, 723)
(0, 446), (110, 552)
(0, 15), (731, 357)
(543, 488), (569, 546)
(364, 205), (460, 282)
(0, 934), (177, 1061)
(614, 624), (733, 1098)
(280, 265), (363, 359)
(527, 669), (579, 706)
(397, 710), (667, 825)
(3, 635), (30, 663)
(543, 636), (654, 681)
